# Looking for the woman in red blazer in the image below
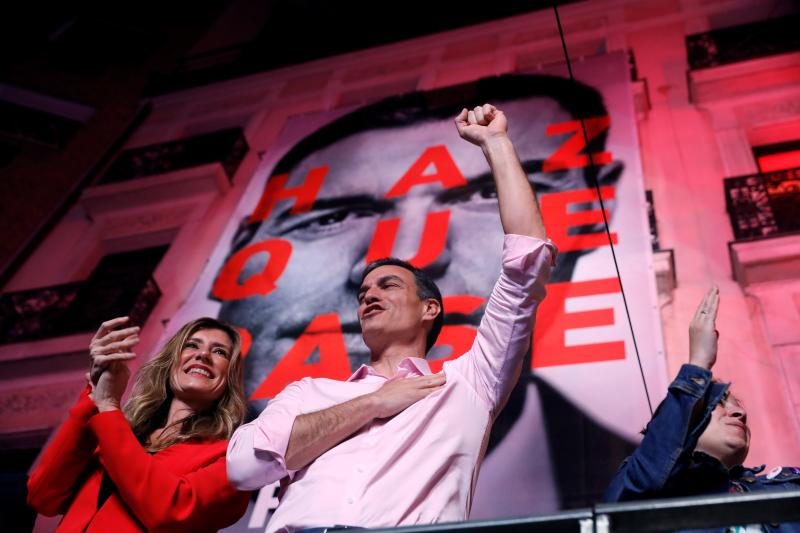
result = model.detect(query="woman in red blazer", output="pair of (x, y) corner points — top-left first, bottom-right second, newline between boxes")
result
(28, 316), (251, 532)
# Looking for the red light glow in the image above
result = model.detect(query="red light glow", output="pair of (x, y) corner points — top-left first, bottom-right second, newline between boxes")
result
(757, 150), (800, 173)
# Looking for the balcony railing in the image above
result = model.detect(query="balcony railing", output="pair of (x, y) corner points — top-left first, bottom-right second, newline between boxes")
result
(359, 490), (800, 532)
(0, 275), (160, 344)
(724, 167), (800, 241)
(0, 100), (84, 150)
(686, 14), (800, 70)
(96, 127), (248, 185)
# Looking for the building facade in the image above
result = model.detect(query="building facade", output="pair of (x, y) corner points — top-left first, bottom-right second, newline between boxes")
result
(1, 0), (799, 530)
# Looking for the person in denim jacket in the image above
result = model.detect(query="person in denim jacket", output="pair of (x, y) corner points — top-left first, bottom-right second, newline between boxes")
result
(605, 287), (800, 532)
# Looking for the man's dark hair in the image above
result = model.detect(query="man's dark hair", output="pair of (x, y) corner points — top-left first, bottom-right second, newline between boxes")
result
(361, 257), (444, 354)
(225, 73), (611, 258)
(273, 73), (610, 179)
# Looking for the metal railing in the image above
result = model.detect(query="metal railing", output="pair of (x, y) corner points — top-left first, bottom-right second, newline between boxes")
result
(0, 275), (160, 344)
(595, 489), (800, 532)
(724, 167), (800, 241)
(96, 127), (249, 185)
(360, 490), (800, 532)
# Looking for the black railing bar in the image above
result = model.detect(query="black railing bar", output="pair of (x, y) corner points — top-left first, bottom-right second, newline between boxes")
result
(595, 489), (800, 533)
(366, 509), (594, 533)
(341, 491), (800, 533)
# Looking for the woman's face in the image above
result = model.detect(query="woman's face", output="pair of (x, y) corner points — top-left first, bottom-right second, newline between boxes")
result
(170, 328), (233, 409)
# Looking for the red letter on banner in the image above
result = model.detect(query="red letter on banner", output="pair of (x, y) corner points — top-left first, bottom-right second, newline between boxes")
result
(428, 295), (484, 373)
(385, 145), (467, 198)
(366, 210), (450, 268)
(250, 313), (351, 400)
(248, 167), (327, 223)
(543, 116), (612, 172)
(212, 239), (292, 300)
(532, 278), (625, 368)
(540, 187), (618, 252)
(237, 327), (252, 358)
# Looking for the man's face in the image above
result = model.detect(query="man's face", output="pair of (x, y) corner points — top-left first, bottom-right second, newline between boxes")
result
(696, 391), (750, 468)
(220, 96), (599, 403)
(358, 265), (437, 351)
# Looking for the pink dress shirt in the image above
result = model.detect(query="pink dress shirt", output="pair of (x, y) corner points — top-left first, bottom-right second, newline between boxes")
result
(227, 235), (556, 532)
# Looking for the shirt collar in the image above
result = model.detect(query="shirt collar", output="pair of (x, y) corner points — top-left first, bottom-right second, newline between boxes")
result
(347, 357), (432, 382)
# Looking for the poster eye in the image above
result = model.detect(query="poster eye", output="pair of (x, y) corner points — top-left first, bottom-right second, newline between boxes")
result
(315, 211), (349, 226)
(479, 184), (498, 199)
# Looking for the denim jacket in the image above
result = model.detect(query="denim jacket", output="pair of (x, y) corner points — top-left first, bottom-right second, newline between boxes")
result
(604, 364), (800, 532)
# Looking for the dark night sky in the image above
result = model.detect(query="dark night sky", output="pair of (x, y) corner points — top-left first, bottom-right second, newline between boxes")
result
(1, 1), (580, 80)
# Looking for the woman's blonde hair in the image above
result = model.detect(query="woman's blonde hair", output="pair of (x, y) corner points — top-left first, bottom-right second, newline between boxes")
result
(123, 317), (246, 451)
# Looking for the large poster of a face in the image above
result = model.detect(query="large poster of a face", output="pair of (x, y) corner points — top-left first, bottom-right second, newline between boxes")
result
(170, 52), (666, 527)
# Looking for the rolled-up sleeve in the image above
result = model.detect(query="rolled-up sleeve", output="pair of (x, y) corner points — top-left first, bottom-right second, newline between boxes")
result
(227, 379), (307, 490)
(448, 234), (557, 414)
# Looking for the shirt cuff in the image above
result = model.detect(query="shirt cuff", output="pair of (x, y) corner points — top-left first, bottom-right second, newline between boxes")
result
(501, 234), (558, 286)
(251, 411), (297, 471)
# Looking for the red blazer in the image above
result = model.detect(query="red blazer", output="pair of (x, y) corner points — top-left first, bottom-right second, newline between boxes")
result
(28, 388), (250, 532)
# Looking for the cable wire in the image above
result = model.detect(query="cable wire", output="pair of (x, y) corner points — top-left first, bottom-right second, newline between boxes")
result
(551, 1), (654, 415)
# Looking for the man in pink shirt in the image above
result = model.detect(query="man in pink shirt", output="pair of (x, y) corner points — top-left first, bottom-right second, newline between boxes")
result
(227, 104), (557, 532)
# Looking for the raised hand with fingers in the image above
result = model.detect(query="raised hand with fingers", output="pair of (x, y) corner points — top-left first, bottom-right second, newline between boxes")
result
(689, 286), (720, 370)
(454, 103), (546, 239)
(455, 104), (508, 147)
(88, 317), (140, 411)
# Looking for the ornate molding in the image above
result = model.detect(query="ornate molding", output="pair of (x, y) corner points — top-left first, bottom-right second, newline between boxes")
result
(81, 162), (230, 223)
(690, 51), (800, 107)
(98, 201), (195, 239)
(729, 233), (800, 287)
(735, 96), (800, 127)
(98, 127), (248, 185)
(0, 380), (84, 432)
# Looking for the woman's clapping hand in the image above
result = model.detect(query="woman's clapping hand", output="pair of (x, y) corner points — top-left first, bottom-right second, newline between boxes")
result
(87, 317), (140, 411)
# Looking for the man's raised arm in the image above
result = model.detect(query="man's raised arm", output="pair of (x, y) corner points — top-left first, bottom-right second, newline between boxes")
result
(455, 104), (546, 239)
(448, 104), (555, 414)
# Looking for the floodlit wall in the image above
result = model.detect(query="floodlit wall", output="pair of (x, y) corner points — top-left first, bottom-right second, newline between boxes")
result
(3, 0), (799, 529)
